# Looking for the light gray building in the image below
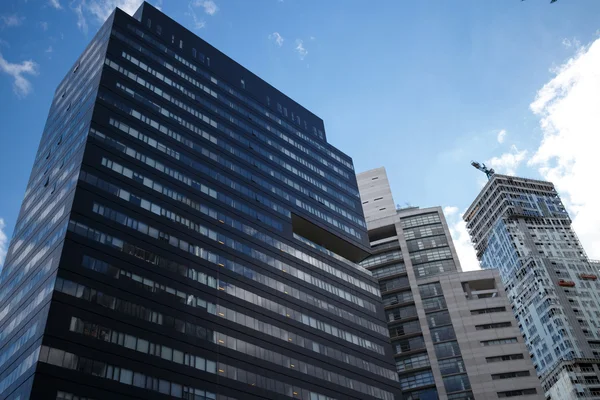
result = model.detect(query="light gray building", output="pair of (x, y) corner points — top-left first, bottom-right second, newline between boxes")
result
(358, 167), (542, 400)
(465, 173), (600, 399)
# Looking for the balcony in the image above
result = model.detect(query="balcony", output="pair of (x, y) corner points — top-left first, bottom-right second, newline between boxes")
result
(558, 280), (576, 287)
(580, 274), (598, 281)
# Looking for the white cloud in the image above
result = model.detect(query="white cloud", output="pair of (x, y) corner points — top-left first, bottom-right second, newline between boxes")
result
(529, 36), (600, 260)
(86, 0), (142, 22)
(154, 0), (163, 11)
(497, 129), (507, 143)
(487, 144), (527, 176)
(269, 32), (284, 47)
(71, 0), (142, 33)
(186, 2), (206, 30)
(40, 21), (49, 31)
(73, 2), (88, 34)
(45, 45), (53, 53)
(295, 39), (308, 60)
(1, 14), (25, 28)
(194, 0), (218, 16)
(0, 218), (7, 269)
(0, 52), (39, 97)
(443, 206), (481, 272)
(48, 0), (62, 9)
(562, 38), (581, 49)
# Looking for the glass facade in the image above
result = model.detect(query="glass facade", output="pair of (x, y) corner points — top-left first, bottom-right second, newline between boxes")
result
(0, 3), (400, 399)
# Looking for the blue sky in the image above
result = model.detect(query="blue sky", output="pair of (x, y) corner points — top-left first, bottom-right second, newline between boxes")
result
(1, 0), (600, 270)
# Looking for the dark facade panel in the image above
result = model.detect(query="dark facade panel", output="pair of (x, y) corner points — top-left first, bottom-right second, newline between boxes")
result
(0, 3), (400, 400)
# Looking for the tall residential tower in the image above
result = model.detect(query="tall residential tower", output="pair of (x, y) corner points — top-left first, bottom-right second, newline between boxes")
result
(0, 3), (400, 399)
(358, 167), (541, 400)
(465, 173), (600, 398)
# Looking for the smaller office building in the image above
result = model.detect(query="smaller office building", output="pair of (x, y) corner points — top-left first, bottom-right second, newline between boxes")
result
(357, 167), (543, 400)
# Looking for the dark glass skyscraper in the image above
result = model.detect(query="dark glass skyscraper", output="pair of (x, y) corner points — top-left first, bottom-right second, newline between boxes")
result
(0, 3), (400, 399)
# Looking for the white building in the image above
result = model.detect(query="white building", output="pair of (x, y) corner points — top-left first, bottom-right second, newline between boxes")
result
(465, 174), (600, 398)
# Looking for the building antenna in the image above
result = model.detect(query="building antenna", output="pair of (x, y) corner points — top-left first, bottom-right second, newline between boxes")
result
(470, 160), (495, 180)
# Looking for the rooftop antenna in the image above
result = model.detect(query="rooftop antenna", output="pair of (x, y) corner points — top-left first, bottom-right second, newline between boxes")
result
(471, 160), (495, 180)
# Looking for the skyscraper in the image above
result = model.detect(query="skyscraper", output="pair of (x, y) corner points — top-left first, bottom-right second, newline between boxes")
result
(0, 3), (400, 399)
(465, 173), (600, 398)
(358, 167), (541, 400)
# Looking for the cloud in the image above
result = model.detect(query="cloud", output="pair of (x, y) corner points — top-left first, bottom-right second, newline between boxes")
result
(443, 206), (480, 272)
(486, 145), (527, 176)
(154, 0), (163, 11)
(45, 45), (53, 53)
(0, 52), (39, 97)
(73, 2), (88, 34)
(86, 0), (142, 22)
(295, 39), (308, 60)
(48, 0), (62, 9)
(71, 0), (142, 33)
(1, 14), (25, 28)
(497, 129), (507, 144)
(186, 2), (206, 30)
(194, 0), (218, 16)
(0, 218), (7, 269)
(562, 38), (581, 49)
(40, 21), (49, 31)
(269, 32), (284, 47)
(529, 36), (600, 260)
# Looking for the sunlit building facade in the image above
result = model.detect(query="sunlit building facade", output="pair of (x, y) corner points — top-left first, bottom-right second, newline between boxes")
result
(465, 173), (600, 398)
(358, 167), (541, 399)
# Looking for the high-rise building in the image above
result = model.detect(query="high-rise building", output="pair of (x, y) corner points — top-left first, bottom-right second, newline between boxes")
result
(358, 167), (542, 400)
(465, 173), (600, 398)
(0, 3), (401, 399)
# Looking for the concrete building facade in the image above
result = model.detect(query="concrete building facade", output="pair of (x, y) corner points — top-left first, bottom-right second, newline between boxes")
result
(358, 167), (542, 400)
(464, 173), (600, 398)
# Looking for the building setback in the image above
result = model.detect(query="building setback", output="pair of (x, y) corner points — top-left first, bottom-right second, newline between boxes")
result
(0, 3), (401, 399)
(358, 167), (542, 400)
(464, 173), (600, 398)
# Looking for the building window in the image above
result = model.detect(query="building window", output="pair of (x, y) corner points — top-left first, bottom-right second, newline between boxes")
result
(491, 370), (531, 380)
(389, 320), (421, 338)
(241, 79), (245, 89)
(481, 337), (518, 346)
(419, 282), (443, 298)
(396, 353), (430, 372)
(426, 310), (451, 328)
(399, 370), (435, 390)
(146, 18), (151, 28)
(192, 48), (197, 58)
(156, 25), (162, 35)
(422, 296), (446, 312)
(471, 307), (506, 315)
(434, 341), (461, 359)
(179, 39), (183, 49)
(487, 354), (524, 366)
(386, 305), (418, 322)
(438, 357), (466, 375)
(443, 374), (471, 393)
(475, 322), (512, 330)
(430, 326), (456, 343)
(394, 336), (426, 354)
(497, 389), (538, 398)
